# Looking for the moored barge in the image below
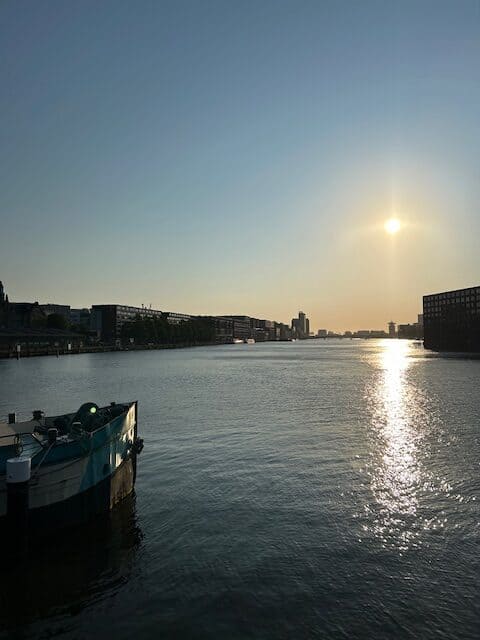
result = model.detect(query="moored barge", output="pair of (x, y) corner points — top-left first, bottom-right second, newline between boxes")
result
(0, 401), (142, 544)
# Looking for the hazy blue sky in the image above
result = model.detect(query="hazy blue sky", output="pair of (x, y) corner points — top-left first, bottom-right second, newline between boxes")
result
(1, 0), (479, 330)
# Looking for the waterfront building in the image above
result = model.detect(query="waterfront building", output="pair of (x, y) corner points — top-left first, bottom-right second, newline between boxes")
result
(222, 316), (253, 340)
(423, 285), (480, 352)
(248, 318), (275, 342)
(396, 313), (424, 340)
(91, 304), (164, 343)
(0, 302), (46, 330)
(250, 317), (267, 342)
(354, 330), (370, 338)
(277, 322), (292, 340)
(317, 329), (327, 337)
(260, 319), (275, 341)
(272, 322), (280, 341)
(272, 322), (288, 341)
(0, 282), (47, 330)
(203, 313), (295, 343)
(0, 327), (83, 358)
(398, 323), (423, 339)
(369, 330), (388, 338)
(353, 330), (388, 339)
(39, 304), (71, 319)
(299, 311), (307, 335)
(199, 316), (233, 343)
(291, 318), (298, 337)
(388, 321), (396, 337)
(292, 311), (310, 339)
(70, 308), (91, 328)
(164, 311), (192, 325)
(0, 283), (83, 354)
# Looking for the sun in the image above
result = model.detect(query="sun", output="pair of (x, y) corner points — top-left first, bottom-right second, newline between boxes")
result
(384, 218), (401, 235)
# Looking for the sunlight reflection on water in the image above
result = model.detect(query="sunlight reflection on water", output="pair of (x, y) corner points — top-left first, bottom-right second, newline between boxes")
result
(363, 340), (442, 552)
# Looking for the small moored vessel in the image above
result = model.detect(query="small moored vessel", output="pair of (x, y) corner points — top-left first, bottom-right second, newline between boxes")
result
(0, 401), (142, 544)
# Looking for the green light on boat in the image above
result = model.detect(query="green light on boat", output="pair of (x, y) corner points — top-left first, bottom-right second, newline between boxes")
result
(90, 407), (97, 414)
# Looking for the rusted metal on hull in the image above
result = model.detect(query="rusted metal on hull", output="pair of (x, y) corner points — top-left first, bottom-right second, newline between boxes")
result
(110, 457), (135, 510)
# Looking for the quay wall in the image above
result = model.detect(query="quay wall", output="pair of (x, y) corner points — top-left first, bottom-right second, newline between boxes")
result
(0, 342), (218, 359)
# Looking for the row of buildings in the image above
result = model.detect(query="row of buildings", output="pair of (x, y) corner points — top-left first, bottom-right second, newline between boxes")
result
(397, 315), (424, 340)
(291, 311), (310, 340)
(88, 286), (480, 352)
(316, 329), (391, 339)
(342, 284), (480, 353)
(0, 281), (312, 350)
(4, 278), (479, 353)
(0, 282), (85, 356)
(309, 285), (480, 353)
(315, 317), (424, 340)
(90, 307), (308, 344)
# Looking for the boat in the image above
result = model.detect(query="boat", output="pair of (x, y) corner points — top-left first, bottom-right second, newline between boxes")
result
(244, 338), (255, 344)
(231, 338), (244, 344)
(0, 401), (142, 545)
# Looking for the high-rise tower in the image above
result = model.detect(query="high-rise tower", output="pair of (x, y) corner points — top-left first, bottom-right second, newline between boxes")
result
(291, 311), (310, 339)
(298, 311), (307, 335)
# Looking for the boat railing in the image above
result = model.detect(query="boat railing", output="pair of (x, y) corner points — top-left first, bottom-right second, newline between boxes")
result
(0, 431), (45, 456)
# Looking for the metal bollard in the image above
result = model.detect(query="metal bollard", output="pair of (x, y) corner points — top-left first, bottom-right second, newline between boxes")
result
(6, 457), (31, 555)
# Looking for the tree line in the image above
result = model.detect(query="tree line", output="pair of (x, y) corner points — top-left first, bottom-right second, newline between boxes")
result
(120, 314), (216, 345)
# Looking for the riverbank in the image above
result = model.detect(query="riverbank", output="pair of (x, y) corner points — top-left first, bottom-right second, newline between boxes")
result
(0, 341), (219, 359)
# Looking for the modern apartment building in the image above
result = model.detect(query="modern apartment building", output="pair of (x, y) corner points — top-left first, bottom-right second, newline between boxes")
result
(164, 311), (192, 325)
(39, 304), (71, 319)
(199, 316), (233, 343)
(423, 285), (480, 352)
(91, 304), (164, 343)
(70, 308), (91, 328)
(222, 316), (253, 340)
(291, 311), (310, 339)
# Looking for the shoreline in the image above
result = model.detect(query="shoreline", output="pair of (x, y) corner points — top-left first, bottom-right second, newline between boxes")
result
(0, 341), (220, 360)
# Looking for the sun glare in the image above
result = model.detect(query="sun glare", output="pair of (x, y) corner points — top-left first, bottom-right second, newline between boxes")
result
(384, 218), (401, 235)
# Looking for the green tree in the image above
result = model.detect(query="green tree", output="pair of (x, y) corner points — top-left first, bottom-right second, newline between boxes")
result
(47, 313), (68, 330)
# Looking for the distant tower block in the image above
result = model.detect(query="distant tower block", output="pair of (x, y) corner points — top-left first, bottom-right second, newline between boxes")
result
(0, 281), (4, 304)
(388, 321), (396, 337)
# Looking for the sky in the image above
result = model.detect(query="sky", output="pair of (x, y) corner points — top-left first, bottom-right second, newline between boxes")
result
(1, 0), (479, 332)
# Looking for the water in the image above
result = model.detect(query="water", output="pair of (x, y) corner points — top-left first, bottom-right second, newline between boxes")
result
(0, 340), (479, 639)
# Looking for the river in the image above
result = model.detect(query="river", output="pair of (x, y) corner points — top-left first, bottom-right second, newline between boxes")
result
(0, 340), (478, 639)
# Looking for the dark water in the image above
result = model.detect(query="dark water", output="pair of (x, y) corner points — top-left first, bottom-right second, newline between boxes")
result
(0, 340), (479, 639)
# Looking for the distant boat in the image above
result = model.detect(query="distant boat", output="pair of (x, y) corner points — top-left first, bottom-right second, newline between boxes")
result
(244, 338), (255, 344)
(231, 338), (244, 344)
(0, 401), (142, 543)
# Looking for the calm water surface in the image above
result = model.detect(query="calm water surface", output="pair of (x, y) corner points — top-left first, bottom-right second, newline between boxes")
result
(0, 340), (479, 639)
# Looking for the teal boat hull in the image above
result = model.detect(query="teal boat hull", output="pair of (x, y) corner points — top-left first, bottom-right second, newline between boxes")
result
(0, 401), (140, 536)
